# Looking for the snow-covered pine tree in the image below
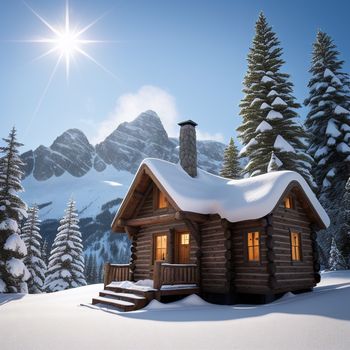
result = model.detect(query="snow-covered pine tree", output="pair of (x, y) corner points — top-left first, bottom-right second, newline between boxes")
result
(237, 13), (315, 187)
(41, 238), (49, 267)
(21, 205), (46, 293)
(329, 237), (346, 270)
(267, 151), (283, 172)
(304, 31), (350, 265)
(0, 128), (30, 293)
(44, 199), (86, 292)
(305, 31), (350, 199)
(85, 254), (92, 284)
(91, 255), (98, 283)
(338, 177), (350, 267)
(220, 137), (241, 179)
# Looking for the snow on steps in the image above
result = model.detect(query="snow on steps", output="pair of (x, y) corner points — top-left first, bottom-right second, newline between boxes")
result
(91, 296), (136, 312)
(92, 285), (154, 311)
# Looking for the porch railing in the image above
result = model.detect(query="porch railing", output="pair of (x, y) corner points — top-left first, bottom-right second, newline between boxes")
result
(103, 263), (130, 287)
(153, 261), (199, 290)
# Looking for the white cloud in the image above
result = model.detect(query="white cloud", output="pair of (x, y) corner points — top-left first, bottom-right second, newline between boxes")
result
(92, 85), (225, 144)
(92, 85), (179, 143)
(196, 130), (225, 143)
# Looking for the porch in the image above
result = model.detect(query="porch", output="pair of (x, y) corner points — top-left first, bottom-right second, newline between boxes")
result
(92, 262), (200, 311)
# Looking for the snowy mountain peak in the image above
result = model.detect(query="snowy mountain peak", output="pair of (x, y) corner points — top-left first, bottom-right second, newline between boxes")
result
(21, 111), (225, 179)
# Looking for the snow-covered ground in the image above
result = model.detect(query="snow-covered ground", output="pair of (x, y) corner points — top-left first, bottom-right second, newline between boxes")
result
(1, 271), (349, 350)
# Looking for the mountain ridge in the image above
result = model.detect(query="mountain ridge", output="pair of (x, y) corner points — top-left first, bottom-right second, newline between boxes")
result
(21, 110), (225, 180)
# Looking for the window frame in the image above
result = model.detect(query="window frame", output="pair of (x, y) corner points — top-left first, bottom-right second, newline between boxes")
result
(153, 186), (169, 211)
(283, 194), (294, 209)
(289, 230), (302, 263)
(175, 231), (191, 264)
(153, 233), (168, 263)
(244, 231), (261, 264)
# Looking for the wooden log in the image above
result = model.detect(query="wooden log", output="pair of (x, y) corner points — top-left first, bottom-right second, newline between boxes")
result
(266, 214), (273, 226)
(153, 261), (162, 290)
(123, 213), (176, 227)
(267, 250), (275, 262)
(195, 250), (202, 259)
(266, 237), (274, 250)
(125, 226), (139, 238)
(175, 211), (209, 223)
(224, 229), (232, 239)
(103, 263), (111, 287)
(266, 225), (273, 237)
(268, 276), (278, 290)
(267, 262), (276, 275)
(224, 239), (232, 249)
(314, 273), (321, 284)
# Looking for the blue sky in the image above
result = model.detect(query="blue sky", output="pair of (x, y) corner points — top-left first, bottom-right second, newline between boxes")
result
(1, 0), (350, 151)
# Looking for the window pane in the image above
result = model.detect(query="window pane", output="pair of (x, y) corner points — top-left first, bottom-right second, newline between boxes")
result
(248, 232), (259, 261)
(291, 232), (301, 261)
(284, 196), (292, 209)
(158, 191), (168, 209)
(155, 235), (167, 261)
(248, 247), (254, 261)
(248, 232), (253, 247)
(181, 233), (189, 245)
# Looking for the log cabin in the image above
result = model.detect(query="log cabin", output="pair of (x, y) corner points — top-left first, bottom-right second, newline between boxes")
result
(92, 120), (330, 311)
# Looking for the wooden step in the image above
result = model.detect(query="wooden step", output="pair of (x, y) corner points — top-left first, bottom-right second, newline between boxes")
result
(99, 290), (147, 308)
(105, 285), (155, 301)
(92, 296), (136, 312)
(100, 290), (146, 300)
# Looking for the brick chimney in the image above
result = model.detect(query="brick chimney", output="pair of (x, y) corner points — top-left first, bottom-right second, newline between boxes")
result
(178, 120), (198, 177)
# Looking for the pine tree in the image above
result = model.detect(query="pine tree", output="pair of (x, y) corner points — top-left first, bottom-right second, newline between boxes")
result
(329, 237), (346, 270)
(91, 255), (98, 283)
(267, 151), (283, 172)
(0, 128), (30, 293)
(21, 205), (46, 293)
(237, 13), (315, 187)
(41, 238), (49, 267)
(304, 32), (350, 265)
(44, 199), (86, 292)
(305, 31), (350, 199)
(220, 137), (241, 179)
(85, 253), (92, 284)
(338, 177), (350, 267)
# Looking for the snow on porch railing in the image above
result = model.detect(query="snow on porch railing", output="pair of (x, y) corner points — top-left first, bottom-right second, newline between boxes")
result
(103, 263), (130, 287)
(153, 261), (199, 290)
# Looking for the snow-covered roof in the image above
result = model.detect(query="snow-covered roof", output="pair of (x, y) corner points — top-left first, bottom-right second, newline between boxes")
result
(114, 158), (330, 228)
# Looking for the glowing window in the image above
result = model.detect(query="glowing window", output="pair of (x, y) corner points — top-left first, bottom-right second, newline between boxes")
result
(291, 231), (301, 261)
(158, 191), (168, 209)
(284, 196), (293, 209)
(247, 232), (260, 261)
(181, 233), (189, 245)
(155, 234), (167, 261)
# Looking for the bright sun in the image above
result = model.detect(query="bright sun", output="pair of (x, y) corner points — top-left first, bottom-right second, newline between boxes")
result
(25, 0), (113, 80)
(21, 0), (116, 117)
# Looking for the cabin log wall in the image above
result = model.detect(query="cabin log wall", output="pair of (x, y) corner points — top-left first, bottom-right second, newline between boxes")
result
(271, 193), (316, 293)
(200, 219), (227, 293)
(133, 220), (198, 281)
(231, 218), (270, 294)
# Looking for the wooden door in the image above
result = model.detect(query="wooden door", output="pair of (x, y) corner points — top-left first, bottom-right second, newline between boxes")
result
(176, 232), (190, 264)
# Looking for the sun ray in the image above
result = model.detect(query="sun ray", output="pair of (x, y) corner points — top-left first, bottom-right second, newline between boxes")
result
(23, 1), (61, 36)
(20, 0), (118, 120)
(25, 54), (63, 135)
(30, 46), (60, 63)
(73, 11), (109, 38)
(75, 47), (119, 80)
